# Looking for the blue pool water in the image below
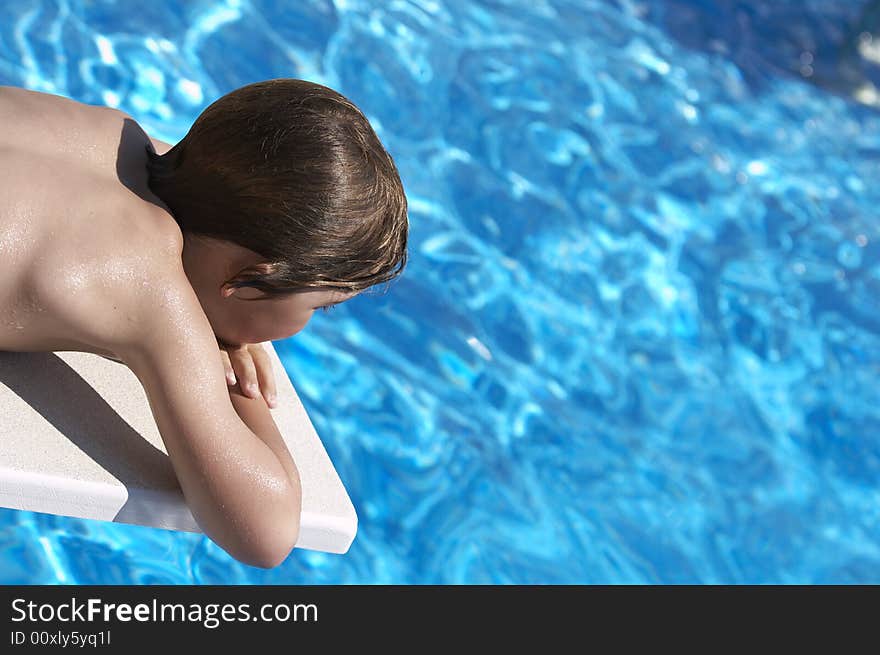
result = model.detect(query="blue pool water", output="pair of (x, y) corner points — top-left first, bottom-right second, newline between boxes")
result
(1, 0), (878, 584)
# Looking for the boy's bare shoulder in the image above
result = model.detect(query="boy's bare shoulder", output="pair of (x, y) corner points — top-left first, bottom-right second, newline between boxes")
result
(24, 207), (186, 354)
(113, 244), (205, 357)
(0, 87), (189, 358)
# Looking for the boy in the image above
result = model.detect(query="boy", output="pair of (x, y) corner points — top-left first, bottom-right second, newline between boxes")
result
(0, 78), (408, 568)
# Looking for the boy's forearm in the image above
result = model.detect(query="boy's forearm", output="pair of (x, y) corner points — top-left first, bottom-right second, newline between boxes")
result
(228, 384), (302, 494)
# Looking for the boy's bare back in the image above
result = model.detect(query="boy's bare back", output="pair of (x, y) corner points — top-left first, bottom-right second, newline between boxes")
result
(0, 84), (183, 358)
(0, 86), (302, 568)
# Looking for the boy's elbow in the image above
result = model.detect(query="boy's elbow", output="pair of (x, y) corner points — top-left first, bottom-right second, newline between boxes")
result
(238, 480), (302, 569)
(241, 517), (300, 569)
(246, 534), (298, 569)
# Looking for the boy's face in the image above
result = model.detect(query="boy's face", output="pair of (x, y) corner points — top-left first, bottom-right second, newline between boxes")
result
(181, 233), (360, 346)
(215, 286), (360, 347)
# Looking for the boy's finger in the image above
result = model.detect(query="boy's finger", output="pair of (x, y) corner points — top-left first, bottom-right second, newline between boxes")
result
(230, 347), (259, 399)
(220, 349), (236, 385)
(249, 345), (276, 408)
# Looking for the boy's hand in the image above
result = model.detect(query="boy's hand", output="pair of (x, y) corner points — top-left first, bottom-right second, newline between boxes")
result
(217, 339), (278, 409)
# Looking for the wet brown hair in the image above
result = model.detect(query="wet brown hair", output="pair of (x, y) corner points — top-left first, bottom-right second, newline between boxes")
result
(145, 78), (408, 297)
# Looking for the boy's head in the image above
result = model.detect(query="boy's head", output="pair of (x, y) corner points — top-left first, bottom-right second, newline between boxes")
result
(145, 78), (408, 345)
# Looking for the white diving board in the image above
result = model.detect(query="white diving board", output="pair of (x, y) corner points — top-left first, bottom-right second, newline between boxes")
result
(0, 342), (357, 556)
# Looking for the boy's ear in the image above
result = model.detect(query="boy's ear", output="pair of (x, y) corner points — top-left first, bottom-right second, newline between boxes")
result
(222, 285), (265, 300)
(221, 261), (278, 298)
(235, 261), (278, 279)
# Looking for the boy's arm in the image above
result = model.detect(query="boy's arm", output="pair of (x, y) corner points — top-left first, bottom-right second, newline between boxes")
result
(113, 266), (301, 569)
(227, 381), (301, 496)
